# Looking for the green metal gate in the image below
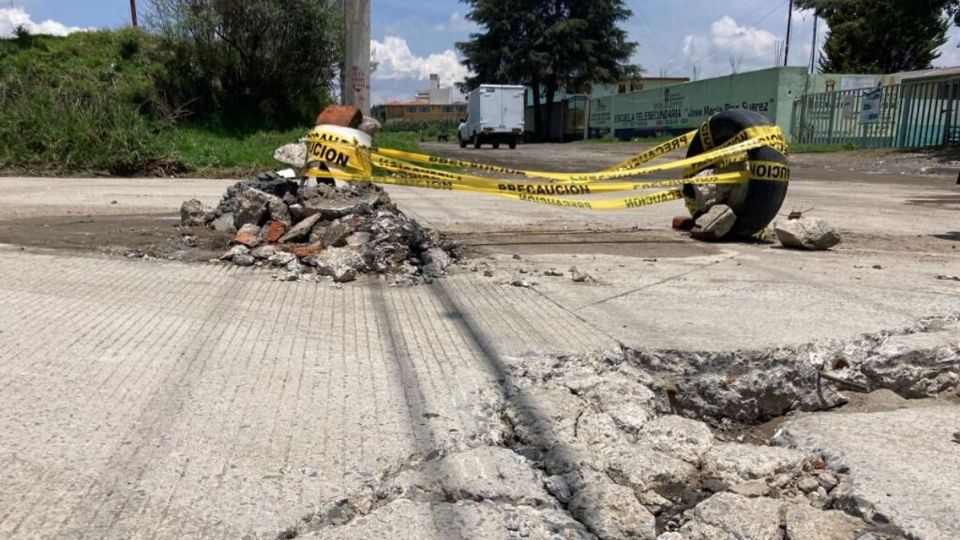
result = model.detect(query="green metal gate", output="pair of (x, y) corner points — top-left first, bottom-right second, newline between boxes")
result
(791, 76), (960, 148)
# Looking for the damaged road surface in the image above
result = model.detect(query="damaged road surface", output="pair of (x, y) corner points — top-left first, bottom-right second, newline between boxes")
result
(0, 168), (959, 540)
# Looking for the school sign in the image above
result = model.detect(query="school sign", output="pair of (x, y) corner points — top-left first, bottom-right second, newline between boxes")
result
(588, 67), (885, 141)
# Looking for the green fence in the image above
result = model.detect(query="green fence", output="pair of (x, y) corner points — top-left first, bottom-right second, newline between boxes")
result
(791, 77), (960, 148)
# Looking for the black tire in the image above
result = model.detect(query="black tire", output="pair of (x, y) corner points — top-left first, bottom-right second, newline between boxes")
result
(458, 135), (467, 148)
(493, 142), (500, 149)
(683, 109), (789, 239)
(508, 137), (517, 150)
(473, 133), (481, 149)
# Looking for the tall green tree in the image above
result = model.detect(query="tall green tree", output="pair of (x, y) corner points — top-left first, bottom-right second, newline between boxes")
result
(457, 0), (637, 140)
(797, 0), (951, 73)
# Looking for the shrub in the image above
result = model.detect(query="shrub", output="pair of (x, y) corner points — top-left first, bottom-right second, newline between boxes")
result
(147, 0), (342, 129)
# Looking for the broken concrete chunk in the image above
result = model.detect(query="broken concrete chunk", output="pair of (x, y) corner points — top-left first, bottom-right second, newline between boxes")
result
(568, 480), (657, 540)
(273, 142), (307, 168)
(279, 214), (323, 243)
(233, 223), (262, 248)
(303, 247), (365, 277)
(267, 251), (297, 267)
(233, 187), (271, 229)
(232, 253), (255, 267)
(318, 218), (356, 248)
(608, 444), (699, 492)
(180, 199), (206, 226)
(262, 220), (287, 244)
(775, 217), (841, 250)
(219, 245), (249, 261)
(422, 247), (452, 278)
(265, 192), (291, 226)
(701, 443), (809, 486)
(730, 480), (771, 498)
(346, 231), (372, 247)
(358, 115), (382, 137)
(569, 266), (596, 283)
(678, 492), (783, 540)
(379, 447), (553, 508)
(250, 245), (277, 260)
(211, 212), (236, 233)
(333, 266), (357, 283)
(640, 415), (716, 464)
(784, 503), (867, 540)
(691, 204), (736, 241)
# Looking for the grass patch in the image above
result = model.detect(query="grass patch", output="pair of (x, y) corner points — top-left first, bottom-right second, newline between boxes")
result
(373, 131), (422, 154)
(156, 127), (425, 177)
(157, 127), (305, 176)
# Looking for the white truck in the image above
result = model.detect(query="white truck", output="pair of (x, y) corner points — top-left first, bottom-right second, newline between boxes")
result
(458, 84), (525, 149)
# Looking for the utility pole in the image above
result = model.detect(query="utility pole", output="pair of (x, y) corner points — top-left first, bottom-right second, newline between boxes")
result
(130, 0), (138, 28)
(808, 14), (819, 73)
(341, 0), (371, 115)
(783, 0), (793, 66)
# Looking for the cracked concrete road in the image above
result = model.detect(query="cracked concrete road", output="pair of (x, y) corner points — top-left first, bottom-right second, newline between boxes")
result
(0, 153), (959, 539)
(779, 406), (960, 540)
(0, 251), (613, 538)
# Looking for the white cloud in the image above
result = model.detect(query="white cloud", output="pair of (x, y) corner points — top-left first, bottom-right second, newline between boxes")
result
(680, 15), (780, 77)
(371, 35), (471, 96)
(0, 7), (89, 37)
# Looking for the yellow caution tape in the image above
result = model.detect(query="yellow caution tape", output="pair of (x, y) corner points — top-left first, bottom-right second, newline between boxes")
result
(301, 122), (789, 211)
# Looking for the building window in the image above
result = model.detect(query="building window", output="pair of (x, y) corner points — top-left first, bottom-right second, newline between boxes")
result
(420, 106), (430, 113)
(443, 106), (453, 113)
(406, 106), (418, 113)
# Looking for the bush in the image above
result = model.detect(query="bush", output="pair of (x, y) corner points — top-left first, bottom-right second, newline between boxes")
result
(147, 0), (342, 129)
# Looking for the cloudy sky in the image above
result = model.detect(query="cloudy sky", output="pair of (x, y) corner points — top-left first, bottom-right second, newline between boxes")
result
(4, 0), (960, 104)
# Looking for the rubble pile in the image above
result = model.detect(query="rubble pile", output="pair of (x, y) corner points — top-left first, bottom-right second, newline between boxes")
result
(181, 172), (456, 284)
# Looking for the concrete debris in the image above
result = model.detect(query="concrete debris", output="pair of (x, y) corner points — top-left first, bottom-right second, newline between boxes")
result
(568, 480), (658, 540)
(937, 274), (960, 281)
(233, 223), (261, 248)
(544, 268), (564, 277)
(184, 171), (457, 284)
(211, 212), (236, 234)
(273, 142), (307, 168)
(700, 443), (810, 487)
(570, 266), (596, 283)
(676, 492), (783, 540)
(219, 245), (249, 261)
(630, 318), (960, 422)
(358, 115), (382, 137)
(691, 204), (736, 241)
(775, 216), (842, 250)
(232, 253), (255, 267)
(179, 199), (206, 226)
(281, 317), (951, 540)
(783, 504), (868, 540)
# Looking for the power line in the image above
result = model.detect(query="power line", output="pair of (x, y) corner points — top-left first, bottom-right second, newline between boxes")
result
(629, 1), (672, 59)
(659, 0), (786, 70)
(674, 0), (789, 74)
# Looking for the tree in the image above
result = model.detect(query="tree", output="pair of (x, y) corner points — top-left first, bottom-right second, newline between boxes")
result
(457, 0), (637, 140)
(147, 0), (342, 127)
(797, 0), (951, 73)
